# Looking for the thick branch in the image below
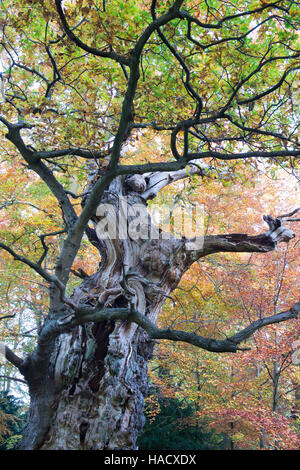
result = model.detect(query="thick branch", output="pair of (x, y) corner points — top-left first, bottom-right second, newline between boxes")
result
(230, 301), (300, 344)
(51, 1), (187, 286)
(26, 161), (77, 229)
(0, 117), (35, 161)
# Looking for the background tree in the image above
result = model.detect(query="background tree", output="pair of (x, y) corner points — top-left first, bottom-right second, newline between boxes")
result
(0, 392), (27, 450)
(0, 0), (299, 450)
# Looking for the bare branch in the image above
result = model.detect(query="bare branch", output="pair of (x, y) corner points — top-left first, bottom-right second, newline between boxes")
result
(126, 160), (208, 200)
(0, 314), (15, 321)
(278, 207), (300, 219)
(38, 229), (67, 266)
(237, 66), (300, 106)
(35, 147), (112, 160)
(0, 242), (57, 283)
(179, 2), (288, 30)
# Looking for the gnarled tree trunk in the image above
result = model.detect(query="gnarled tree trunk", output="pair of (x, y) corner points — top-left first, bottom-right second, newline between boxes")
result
(18, 175), (190, 449)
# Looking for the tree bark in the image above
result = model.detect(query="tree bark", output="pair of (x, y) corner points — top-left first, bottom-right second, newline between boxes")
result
(18, 176), (186, 449)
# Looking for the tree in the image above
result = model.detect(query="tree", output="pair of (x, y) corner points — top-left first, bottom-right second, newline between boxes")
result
(0, 0), (299, 450)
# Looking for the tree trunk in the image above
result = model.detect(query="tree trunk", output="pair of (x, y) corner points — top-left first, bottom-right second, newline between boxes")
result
(19, 176), (185, 450)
